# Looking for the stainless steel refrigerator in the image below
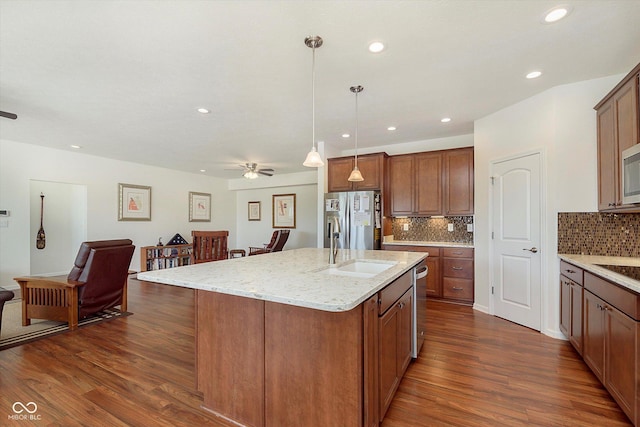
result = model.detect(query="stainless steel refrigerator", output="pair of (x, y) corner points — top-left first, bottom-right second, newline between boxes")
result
(324, 191), (382, 250)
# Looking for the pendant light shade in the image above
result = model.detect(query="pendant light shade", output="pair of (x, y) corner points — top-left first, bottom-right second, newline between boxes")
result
(348, 85), (364, 182)
(303, 36), (325, 168)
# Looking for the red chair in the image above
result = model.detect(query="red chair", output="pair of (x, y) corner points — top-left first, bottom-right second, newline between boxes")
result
(191, 230), (229, 263)
(249, 230), (290, 255)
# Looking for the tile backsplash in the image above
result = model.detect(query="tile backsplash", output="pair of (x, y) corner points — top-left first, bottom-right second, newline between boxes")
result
(390, 216), (474, 244)
(558, 212), (640, 257)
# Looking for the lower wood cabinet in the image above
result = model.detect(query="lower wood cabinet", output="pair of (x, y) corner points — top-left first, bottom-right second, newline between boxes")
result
(383, 244), (473, 304)
(560, 261), (640, 426)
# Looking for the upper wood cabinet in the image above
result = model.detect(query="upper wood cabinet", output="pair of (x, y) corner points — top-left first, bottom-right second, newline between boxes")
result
(327, 152), (388, 192)
(388, 147), (473, 217)
(595, 62), (640, 212)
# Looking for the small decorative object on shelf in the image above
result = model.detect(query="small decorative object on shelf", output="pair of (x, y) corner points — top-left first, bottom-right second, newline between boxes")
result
(167, 233), (188, 245)
(157, 237), (163, 246)
(140, 243), (192, 272)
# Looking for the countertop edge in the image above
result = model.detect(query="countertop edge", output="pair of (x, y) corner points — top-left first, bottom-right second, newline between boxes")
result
(382, 241), (474, 248)
(558, 254), (640, 294)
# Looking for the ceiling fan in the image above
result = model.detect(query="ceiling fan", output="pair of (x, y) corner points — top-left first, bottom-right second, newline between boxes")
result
(0, 111), (18, 120)
(238, 163), (274, 179)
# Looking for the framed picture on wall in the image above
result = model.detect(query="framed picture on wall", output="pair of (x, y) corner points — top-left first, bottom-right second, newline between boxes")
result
(189, 192), (211, 222)
(272, 193), (296, 228)
(248, 201), (261, 221)
(118, 183), (151, 221)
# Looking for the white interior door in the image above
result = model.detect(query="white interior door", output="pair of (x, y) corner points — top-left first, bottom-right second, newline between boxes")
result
(491, 153), (542, 330)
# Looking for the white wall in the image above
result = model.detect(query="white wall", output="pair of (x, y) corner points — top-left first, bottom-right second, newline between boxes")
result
(474, 74), (623, 337)
(340, 133), (474, 156)
(229, 170), (320, 251)
(0, 139), (235, 287)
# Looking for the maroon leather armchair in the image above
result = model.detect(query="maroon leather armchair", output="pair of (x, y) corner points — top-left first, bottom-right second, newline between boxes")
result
(14, 239), (134, 330)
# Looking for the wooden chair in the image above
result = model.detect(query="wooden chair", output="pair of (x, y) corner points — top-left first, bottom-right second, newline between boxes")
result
(248, 230), (290, 255)
(13, 239), (135, 330)
(191, 230), (229, 263)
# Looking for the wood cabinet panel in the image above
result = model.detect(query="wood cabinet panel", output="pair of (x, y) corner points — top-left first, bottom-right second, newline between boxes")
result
(606, 303), (636, 421)
(442, 277), (474, 301)
(585, 272), (640, 320)
(444, 148), (474, 215)
(569, 281), (583, 354)
(425, 255), (441, 298)
(560, 276), (571, 338)
(415, 152), (443, 215)
(363, 295), (379, 427)
(583, 289), (606, 381)
(443, 247), (474, 259)
(560, 260), (584, 285)
(327, 153), (387, 192)
(595, 63), (640, 212)
(388, 155), (415, 215)
(442, 258), (473, 279)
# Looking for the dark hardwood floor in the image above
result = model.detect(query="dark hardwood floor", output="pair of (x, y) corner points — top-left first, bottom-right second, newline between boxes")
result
(0, 278), (632, 426)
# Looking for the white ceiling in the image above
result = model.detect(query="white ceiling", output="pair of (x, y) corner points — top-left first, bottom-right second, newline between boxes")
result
(1, 1), (640, 179)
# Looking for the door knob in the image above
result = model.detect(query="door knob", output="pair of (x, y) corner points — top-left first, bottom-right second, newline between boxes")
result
(523, 247), (538, 253)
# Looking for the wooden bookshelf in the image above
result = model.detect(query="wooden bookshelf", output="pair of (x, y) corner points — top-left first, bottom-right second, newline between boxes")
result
(140, 244), (192, 272)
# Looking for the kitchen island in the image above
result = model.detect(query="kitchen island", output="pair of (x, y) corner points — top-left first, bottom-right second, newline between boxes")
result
(138, 247), (426, 427)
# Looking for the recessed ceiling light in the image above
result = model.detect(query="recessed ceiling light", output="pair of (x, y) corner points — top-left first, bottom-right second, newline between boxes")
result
(199, 169), (206, 173)
(544, 6), (569, 23)
(441, 117), (451, 123)
(70, 145), (82, 149)
(197, 108), (210, 114)
(368, 41), (385, 53)
(526, 71), (542, 79)
(387, 126), (397, 131)
(342, 133), (351, 138)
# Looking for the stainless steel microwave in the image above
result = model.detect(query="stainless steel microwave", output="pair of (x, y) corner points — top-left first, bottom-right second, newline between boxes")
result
(622, 144), (640, 204)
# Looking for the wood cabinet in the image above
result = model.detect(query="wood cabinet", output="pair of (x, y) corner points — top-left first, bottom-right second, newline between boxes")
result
(378, 276), (413, 421)
(327, 152), (388, 192)
(387, 147), (473, 217)
(383, 244), (473, 304)
(140, 244), (192, 272)
(595, 62), (640, 212)
(559, 261), (584, 354)
(363, 295), (379, 427)
(561, 261), (640, 426)
(441, 247), (474, 303)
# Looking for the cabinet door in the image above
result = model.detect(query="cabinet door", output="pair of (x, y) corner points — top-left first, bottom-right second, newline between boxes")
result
(597, 99), (617, 210)
(444, 148), (474, 215)
(415, 152), (443, 215)
(388, 155), (415, 215)
(614, 76), (639, 162)
(559, 276), (571, 338)
(605, 304), (636, 421)
(378, 302), (401, 419)
(327, 157), (354, 192)
(355, 154), (382, 190)
(425, 256), (441, 298)
(398, 289), (413, 377)
(583, 290), (606, 381)
(363, 295), (379, 427)
(569, 282), (583, 354)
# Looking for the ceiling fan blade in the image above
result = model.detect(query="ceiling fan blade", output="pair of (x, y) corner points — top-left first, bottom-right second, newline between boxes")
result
(258, 170), (274, 176)
(258, 168), (274, 172)
(0, 111), (17, 120)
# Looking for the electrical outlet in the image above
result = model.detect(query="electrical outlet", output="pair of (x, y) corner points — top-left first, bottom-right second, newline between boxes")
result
(467, 224), (474, 232)
(447, 223), (454, 232)
(403, 223), (409, 231)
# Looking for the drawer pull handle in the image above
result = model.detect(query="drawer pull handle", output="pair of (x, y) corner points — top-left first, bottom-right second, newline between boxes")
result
(452, 287), (464, 291)
(452, 266), (463, 270)
(565, 269), (576, 274)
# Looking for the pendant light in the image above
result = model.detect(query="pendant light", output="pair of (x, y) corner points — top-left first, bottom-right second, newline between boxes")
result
(348, 85), (364, 182)
(303, 36), (325, 167)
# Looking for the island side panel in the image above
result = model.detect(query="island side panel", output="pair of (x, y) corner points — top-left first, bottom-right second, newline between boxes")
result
(264, 301), (364, 426)
(196, 290), (265, 427)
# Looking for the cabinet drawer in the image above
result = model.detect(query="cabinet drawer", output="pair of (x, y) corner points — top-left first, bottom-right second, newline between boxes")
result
(442, 247), (473, 258)
(382, 245), (440, 257)
(560, 261), (583, 285)
(442, 258), (473, 279)
(442, 278), (473, 301)
(379, 270), (413, 315)
(585, 272), (640, 320)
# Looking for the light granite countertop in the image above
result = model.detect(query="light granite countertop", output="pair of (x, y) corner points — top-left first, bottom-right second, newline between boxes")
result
(558, 254), (640, 294)
(383, 240), (474, 248)
(137, 247), (426, 312)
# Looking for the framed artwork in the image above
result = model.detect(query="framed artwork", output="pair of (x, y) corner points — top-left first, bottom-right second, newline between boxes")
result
(248, 201), (261, 221)
(189, 192), (211, 222)
(118, 183), (151, 221)
(272, 193), (296, 228)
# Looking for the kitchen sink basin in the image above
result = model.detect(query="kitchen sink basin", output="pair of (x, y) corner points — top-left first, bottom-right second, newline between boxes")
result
(316, 260), (396, 278)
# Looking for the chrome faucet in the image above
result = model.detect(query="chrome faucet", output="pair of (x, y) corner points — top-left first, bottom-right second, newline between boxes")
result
(328, 217), (340, 264)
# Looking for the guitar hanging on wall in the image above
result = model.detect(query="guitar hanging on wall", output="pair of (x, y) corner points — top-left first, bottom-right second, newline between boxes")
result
(36, 193), (46, 249)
